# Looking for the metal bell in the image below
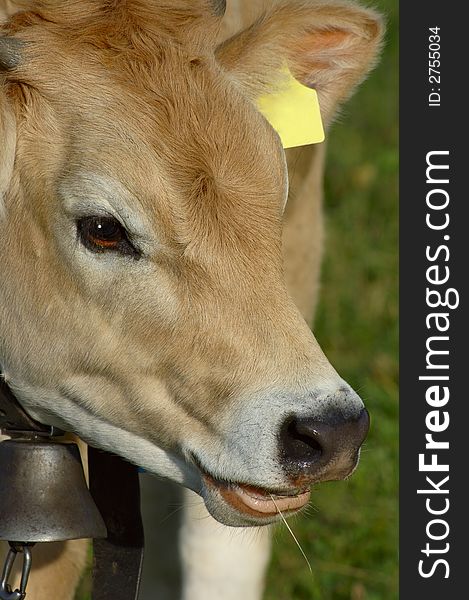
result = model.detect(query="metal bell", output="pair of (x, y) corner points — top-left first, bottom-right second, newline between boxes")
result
(0, 439), (107, 542)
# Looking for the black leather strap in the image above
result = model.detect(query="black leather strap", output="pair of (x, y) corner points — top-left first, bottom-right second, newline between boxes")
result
(89, 446), (144, 600)
(0, 374), (54, 436)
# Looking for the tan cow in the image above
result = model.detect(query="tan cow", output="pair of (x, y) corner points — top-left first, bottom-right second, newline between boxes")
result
(0, 1), (383, 598)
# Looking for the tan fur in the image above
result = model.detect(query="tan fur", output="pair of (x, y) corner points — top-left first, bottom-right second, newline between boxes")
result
(0, 0), (15, 20)
(1, 1), (383, 598)
(5, 539), (89, 600)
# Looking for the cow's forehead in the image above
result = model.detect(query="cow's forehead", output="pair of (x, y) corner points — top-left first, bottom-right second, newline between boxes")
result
(12, 18), (287, 193)
(78, 50), (283, 173)
(59, 54), (288, 218)
(12, 34), (288, 252)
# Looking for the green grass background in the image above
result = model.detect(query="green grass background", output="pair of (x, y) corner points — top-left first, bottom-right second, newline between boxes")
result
(75, 1), (398, 598)
(264, 1), (398, 598)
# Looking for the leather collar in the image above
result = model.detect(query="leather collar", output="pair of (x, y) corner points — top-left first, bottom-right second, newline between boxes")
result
(0, 371), (59, 436)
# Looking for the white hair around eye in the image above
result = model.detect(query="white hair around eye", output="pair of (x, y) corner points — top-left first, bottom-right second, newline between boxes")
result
(58, 172), (162, 256)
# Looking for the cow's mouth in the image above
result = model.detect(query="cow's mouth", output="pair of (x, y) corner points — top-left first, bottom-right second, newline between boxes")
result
(202, 472), (311, 518)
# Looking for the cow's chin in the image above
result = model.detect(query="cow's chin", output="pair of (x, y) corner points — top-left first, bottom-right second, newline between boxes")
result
(198, 471), (311, 527)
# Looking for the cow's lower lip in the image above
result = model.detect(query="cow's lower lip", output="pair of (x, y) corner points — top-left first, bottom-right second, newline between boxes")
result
(203, 474), (311, 518)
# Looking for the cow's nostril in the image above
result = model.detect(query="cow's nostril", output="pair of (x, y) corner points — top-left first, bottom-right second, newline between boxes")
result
(279, 408), (370, 480)
(280, 417), (324, 464)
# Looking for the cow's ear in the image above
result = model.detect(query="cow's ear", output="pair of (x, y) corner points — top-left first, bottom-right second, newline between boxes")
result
(217, 0), (384, 125)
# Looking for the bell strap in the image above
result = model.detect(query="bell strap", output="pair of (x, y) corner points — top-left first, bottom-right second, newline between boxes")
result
(0, 373), (56, 436)
(89, 446), (144, 600)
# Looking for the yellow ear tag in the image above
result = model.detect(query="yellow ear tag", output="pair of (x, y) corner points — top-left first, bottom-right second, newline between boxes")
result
(256, 68), (325, 149)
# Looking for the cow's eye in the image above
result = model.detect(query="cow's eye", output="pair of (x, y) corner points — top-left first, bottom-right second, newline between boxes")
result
(77, 216), (141, 258)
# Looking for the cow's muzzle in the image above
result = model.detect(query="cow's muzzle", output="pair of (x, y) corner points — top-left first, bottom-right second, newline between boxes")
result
(278, 407), (370, 484)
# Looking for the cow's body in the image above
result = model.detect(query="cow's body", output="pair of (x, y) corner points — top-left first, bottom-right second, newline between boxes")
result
(1, 1), (383, 598)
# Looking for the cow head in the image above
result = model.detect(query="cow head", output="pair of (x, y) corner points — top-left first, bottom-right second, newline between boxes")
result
(0, 0), (383, 526)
